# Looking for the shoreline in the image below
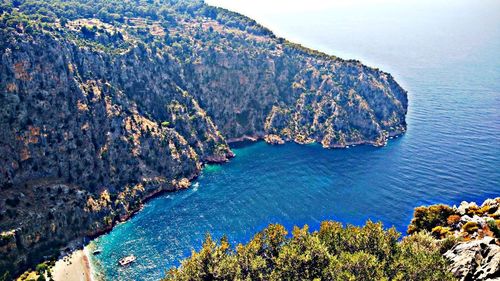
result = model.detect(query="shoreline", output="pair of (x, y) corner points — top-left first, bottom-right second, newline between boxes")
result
(42, 168), (208, 281)
(228, 130), (406, 149)
(52, 248), (94, 281)
(226, 134), (262, 143)
(83, 170), (203, 242)
(76, 131), (409, 247)
(32, 132), (406, 280)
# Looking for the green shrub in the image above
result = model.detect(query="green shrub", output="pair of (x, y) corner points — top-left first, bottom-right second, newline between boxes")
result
(431, 226), (450, 239)
(462, 221), (479, 233)
(438, 235), (463, 254)
(5, 197), (20, 207)
(487, 219), (500, 238)
(489, 212), (500, 219)
(0, 270), (10, 281)
(407, 205), (456, 234)
(35, 263), (47, 273)
(466, 205), (492, 216)
(393, 232), (455, 281)
(325, 251), (385, 281)
(164, 221), (455, 281)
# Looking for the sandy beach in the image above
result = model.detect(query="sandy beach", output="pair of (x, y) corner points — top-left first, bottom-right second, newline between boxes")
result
(51, 249), (93, 281)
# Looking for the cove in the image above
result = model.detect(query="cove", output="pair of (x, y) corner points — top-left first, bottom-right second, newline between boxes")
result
(90, 0), (500, 280)
(90, 140), (498, 280)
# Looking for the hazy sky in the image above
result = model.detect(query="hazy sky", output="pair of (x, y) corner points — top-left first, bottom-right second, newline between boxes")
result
(205, 0), (500, 74)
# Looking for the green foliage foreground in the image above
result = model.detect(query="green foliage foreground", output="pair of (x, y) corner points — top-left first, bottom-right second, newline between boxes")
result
(164, 221), (455, 281)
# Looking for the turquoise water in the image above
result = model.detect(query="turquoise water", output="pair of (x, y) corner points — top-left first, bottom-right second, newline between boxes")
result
(91, 1), (500, 280)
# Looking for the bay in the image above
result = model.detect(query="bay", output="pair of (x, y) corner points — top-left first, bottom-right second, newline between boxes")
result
(91, 1), (500, 280)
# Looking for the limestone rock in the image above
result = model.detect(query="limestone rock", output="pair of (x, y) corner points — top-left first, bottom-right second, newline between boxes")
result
(444, 237), (500, 281)
(264, 134), (285, 145)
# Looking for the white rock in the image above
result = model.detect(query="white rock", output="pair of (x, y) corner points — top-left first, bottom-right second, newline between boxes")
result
(471, 215), (486, 227)
(460, 215), (473, 223)
(445, 237), (500, 281)
(458, 201), (473, 215)
(481, 198), (499, 207)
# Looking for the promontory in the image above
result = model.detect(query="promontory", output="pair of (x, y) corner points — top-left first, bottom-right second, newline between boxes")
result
(0, 0), (407, 277)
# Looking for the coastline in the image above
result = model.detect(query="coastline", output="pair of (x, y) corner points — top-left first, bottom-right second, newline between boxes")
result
(22, 132), (405, 280)
(226, 134), (262, 143)
(24, 132), (407, 280)
(52, 248), (93, 281)
(228, 129), (407, 149)
(12, 163), (215, 280)
(40, 165), (210, 281)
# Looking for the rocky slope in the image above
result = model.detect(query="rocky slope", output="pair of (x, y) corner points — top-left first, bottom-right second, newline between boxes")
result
(0, 0), (407, 277)
(408, 198), (500, 281)
(445, 237), (500, 281)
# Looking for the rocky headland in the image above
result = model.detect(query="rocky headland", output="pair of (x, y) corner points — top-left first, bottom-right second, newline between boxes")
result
(0, 0), (407, 278)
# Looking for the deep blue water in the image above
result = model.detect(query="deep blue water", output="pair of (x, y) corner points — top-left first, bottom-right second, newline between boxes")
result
(90, 0), (500, 280)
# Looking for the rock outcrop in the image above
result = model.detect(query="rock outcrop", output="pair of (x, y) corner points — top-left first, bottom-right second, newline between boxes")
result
(444, 237), (500, 281)
(408, 198), (500, 280)
(408, 198), (500, 240)
(0, 0), (407, 277)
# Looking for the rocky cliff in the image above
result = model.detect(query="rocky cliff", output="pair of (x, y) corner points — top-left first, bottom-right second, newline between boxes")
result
(0, 0), (407, 277)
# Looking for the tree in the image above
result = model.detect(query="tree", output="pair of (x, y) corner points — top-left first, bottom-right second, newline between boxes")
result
(80, 25), (95, 38)
(164, 221), (455, 281)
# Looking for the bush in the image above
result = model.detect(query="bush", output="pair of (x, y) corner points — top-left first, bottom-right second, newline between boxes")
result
(462, 221), (479, 233)
(408, 205), (456, 234)
(447, 215), (461, 226)
(431, 226), (450, 239)
(164, 221), (455, 281)
(438, 235), (462, 254)
(487, 219), (500, 238)
(80, 25), (95, 38)
(394, 232), (455, 281)
(0, 271), (10, 281)
(325, 252), (385, 281)
(5, 197), (20, 207)
(35, 262), (47, 272)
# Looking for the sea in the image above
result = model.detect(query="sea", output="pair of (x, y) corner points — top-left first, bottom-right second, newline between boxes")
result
(89, 0), (500, 280)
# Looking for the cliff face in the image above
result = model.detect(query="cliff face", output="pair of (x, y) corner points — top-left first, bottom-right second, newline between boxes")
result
(0, 0), (407, 276)
(0, 30), (233, 276)
(178, 19), (407, 145)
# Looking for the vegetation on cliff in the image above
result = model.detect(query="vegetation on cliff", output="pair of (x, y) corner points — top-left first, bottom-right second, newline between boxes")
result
(407, 198), (500, 281)
(407, 198), (500, 240)
(166, 199), (500, 281)
(0, 0), (407, 277)
(164, 221), (454, 281)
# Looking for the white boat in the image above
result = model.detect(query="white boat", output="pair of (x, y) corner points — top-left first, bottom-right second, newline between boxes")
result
(119, 254), (136, 266)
